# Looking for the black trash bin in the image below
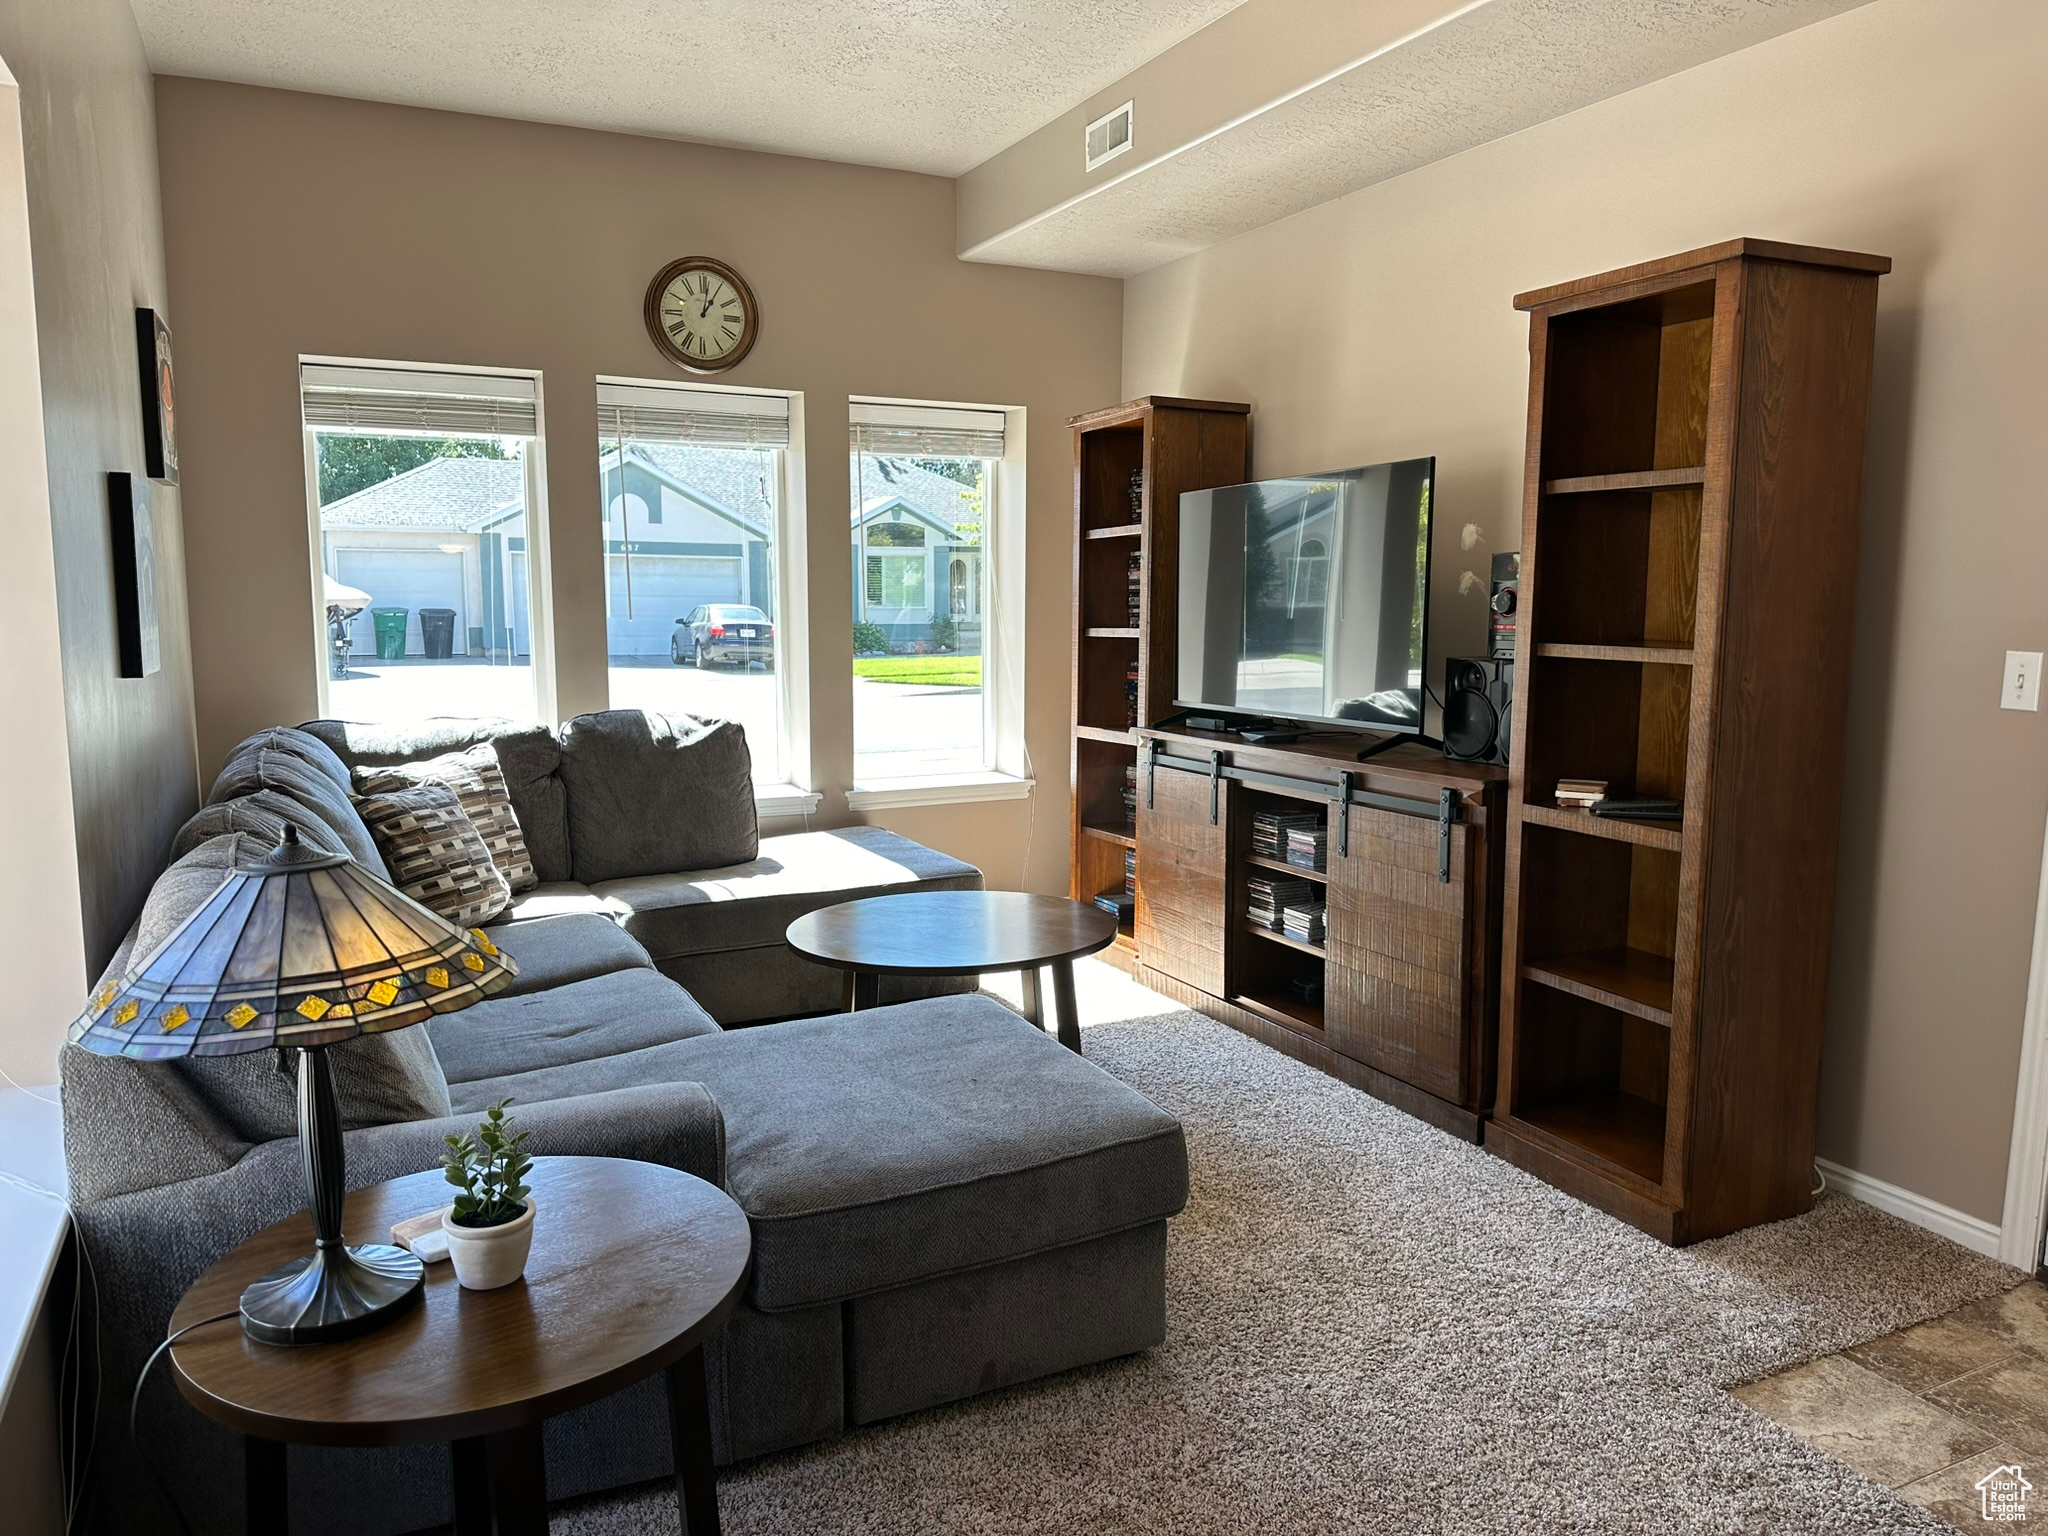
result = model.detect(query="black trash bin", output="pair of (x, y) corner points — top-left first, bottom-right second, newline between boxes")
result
(419, 608), (457, 660)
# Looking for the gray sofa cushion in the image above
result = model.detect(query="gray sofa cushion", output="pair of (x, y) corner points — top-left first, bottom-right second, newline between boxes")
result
(493, 882), (624, 925)
(214, 726), (353, 796)
(301, 717), (573, 883)
(427, 967), (721, 1087)
(482, 912), (653, 999)
(593, 826), (982, 962)
(665, 997), (1188, 1312)
(447, 1034), (723, 1115)
(171, 788), (351, 864)
(208, 746), (388, 878)
(558, 710), (757, 883)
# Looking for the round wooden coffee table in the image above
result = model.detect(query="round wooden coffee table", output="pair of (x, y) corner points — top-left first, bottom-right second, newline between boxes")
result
(785, 889), (1118, 1052)
(167, 1156), (750, 1536)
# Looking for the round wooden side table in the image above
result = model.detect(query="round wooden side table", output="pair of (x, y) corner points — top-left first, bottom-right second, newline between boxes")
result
(167, 1156), (751, 1536)
(785, 889), (1119, 1052)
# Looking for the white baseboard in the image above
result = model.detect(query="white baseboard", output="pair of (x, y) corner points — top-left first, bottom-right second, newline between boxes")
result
(1816, 1157), (2005, 1260)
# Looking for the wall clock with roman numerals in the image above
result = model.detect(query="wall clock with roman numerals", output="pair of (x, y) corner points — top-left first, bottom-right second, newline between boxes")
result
(643, 256), (759, 374)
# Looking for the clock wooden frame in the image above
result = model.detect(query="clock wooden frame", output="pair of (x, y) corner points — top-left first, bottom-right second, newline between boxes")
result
(643, 256), (759, 375)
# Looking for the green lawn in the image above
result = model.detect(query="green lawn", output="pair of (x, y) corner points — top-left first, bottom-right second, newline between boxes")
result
(853, 655), (983, 687)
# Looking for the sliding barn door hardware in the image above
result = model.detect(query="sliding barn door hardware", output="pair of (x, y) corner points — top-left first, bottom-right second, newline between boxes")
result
(1207, 751), (1224, 825)
(1143, 737), (1159, 810)
(1337, 771), (1356, 859)
(1438, 787), (1456, 883)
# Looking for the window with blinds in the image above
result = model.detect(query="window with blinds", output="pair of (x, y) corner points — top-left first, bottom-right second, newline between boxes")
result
(850, 399), (1010, 782)
(596, 380), (791, 449)
(594, 378), (793, 784)
(300, 360), (545, 727)
(849, 400), (1005, 459)
(300, 364), (540, 437)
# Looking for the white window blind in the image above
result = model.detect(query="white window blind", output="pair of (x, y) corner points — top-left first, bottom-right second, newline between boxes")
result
(300, 363), (539, 437)
(849, 401), (1005, 460)
(596, 381), (791, 448)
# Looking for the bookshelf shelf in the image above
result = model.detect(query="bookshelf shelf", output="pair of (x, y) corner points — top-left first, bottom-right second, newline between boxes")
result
(1085, 523), (1144, 540)
(1243, 921), (1325, 959)
(1233, 987), (1325, 1036)
(1519, 804), (1683, 851)
(1073, 725), (1136, 746)
(1543, 467), (1705, 495)
(1245, 852), (1328, 882)
(1519, 1092), (1667, 1185)
(1535, 643), (1694, 666)
(1522, 947), (1674, 1025)
(1079, 824), (1135, 850)
(1084, 627), (1140, 640)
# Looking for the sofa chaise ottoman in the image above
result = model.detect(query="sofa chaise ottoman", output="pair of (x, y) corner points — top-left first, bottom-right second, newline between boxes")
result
(61, 713), (1190, 1535)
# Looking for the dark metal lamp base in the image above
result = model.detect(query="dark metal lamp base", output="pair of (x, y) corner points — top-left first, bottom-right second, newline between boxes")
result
(240, 1242), (425, 1346)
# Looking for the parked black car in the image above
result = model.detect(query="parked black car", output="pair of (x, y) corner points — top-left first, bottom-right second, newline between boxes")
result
(673, 604), (775, 668)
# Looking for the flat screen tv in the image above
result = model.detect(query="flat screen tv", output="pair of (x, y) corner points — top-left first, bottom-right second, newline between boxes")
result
(1177, 457), (1434, 733)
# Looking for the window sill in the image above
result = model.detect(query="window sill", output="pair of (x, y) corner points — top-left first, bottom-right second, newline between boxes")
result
(755, 783), (824, 819)
(845, 772), (1035, 812)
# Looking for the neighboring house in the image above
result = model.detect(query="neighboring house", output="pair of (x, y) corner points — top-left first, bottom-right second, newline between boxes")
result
(851, 456), (986, 649)
(318, 446), (774, 659)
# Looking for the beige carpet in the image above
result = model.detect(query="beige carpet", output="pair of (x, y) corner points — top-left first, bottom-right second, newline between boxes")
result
(553, 971), (2020, 1534)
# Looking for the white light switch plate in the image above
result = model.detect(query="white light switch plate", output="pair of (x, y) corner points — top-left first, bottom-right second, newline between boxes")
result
(2003, 651), (2043, 712)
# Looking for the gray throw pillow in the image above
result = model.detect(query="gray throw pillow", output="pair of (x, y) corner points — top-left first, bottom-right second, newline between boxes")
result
(353, 745), (537, 892)
(558, 710), (758, 883)
(357, 781), (511, 926)
(110, 832), (453, 1141)
(301, 718), (574, 884)
(210, 748), (387, 879)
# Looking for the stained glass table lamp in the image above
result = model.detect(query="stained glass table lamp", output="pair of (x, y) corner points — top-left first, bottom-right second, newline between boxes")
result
(70, 825), (519, 1345)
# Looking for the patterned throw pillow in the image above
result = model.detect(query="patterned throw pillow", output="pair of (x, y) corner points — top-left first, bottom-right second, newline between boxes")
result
(353, 745), (536, 892)
(356, 782), (511, 926)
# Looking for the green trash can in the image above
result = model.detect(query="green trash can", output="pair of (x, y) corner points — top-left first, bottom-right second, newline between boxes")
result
(371, 607), (409, 661)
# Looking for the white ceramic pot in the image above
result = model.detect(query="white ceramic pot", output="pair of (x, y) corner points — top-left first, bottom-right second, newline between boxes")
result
(441, 1198), (536, 1290)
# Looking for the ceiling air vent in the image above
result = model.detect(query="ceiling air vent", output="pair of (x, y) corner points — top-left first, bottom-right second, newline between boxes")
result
(1085, 101), (1134, 172)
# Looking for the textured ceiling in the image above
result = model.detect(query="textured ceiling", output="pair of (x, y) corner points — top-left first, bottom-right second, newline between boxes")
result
(969, 0), (1877, 275)
(127, 0), (1248, 176)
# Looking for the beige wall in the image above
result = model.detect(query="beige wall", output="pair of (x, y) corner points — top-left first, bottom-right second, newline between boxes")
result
(1123, 0), (2048, 1222)
(0, 0), (196, 1037)
(156, 79), (1120, 899)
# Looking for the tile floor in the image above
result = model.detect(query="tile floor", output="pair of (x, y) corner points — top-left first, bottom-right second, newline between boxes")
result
(1735, 1281), (2048, 1528)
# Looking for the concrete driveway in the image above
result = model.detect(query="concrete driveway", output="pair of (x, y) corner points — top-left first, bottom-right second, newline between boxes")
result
(327, 655), (982, 779)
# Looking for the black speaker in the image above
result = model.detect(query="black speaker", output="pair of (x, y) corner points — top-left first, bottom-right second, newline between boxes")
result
(1443, 656), (1512, 765)
(1490, 551), (1520, 657)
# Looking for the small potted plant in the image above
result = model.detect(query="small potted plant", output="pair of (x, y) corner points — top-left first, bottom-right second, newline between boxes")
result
(440, 1099), (535, 1290)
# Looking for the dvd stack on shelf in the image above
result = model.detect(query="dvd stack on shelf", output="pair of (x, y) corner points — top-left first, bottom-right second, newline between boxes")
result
(1247, 874), (1316, 933)
(1126, 552), (1142, 625)
(1127, 468), (1144, 522)
(1252, 809), (1324, 863)
(1285, 823), (1328, 873)
(1281, 899), (1327, 948)
(1125, 663), (1140, 728)
(1122, 765), (1138, 833)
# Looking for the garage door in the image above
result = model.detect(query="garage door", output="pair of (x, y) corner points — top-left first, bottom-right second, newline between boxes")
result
(606, 553), (742, 657)
(335, 550), (466, 656)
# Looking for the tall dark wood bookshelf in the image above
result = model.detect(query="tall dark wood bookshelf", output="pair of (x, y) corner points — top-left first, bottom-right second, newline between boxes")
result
(1487, 239), (1890, 1243)
(1068, 397), (1250, 961)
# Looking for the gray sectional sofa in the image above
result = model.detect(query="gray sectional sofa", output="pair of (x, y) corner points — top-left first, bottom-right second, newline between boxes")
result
(61, 712), (1189, 1535)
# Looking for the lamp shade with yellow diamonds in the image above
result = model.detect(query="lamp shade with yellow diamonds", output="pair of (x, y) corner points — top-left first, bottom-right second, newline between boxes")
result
(69, 825), (519, 1346)
(71, 824), (516, 1058)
